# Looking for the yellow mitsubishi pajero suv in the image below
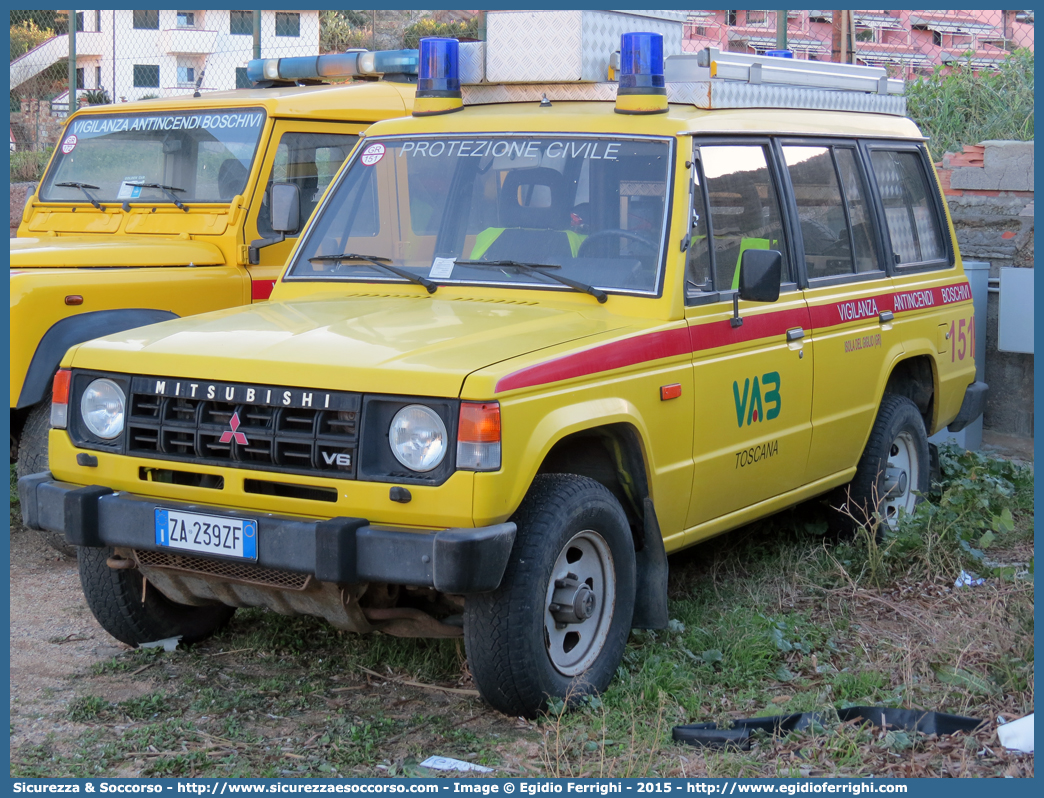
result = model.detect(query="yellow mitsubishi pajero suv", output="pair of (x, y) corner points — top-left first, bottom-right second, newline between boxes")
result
(20, 32), (986, 718)
(11, 50), (419, 519)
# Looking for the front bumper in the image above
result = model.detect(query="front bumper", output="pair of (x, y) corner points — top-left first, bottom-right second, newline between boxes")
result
(18, 473), (516, 595)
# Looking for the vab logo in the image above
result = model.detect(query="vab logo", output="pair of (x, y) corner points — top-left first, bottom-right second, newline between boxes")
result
(219, 412), (248, 445)
(733, 372), (781, 427)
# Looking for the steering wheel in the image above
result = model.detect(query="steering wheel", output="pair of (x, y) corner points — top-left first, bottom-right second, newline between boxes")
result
(577, 229), (658, 258)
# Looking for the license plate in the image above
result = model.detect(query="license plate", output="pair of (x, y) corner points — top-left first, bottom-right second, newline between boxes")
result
(155, 508), (257, 560)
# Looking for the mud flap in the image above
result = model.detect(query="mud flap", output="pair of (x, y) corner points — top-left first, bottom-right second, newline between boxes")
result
(631, 498), (668, 629)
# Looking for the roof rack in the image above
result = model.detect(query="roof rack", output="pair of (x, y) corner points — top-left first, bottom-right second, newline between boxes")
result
(664, 48), (906, 114)
(459, 44), (907, 116)
(691, 47), (903, 95)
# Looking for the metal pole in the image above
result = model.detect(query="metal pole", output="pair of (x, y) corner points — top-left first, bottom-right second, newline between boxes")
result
(253, 10), (261, 60)
(776, 10), (787, 50)
(68, 10), (77, 112)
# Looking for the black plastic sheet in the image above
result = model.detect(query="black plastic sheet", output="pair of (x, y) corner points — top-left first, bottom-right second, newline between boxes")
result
(672, 706), (985, 749)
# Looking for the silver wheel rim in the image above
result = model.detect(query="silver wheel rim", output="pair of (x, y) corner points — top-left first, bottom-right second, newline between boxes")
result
(544, 530), (616, 676)
(881, 431), (918, 527)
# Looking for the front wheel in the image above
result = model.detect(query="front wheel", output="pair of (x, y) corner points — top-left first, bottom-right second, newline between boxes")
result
(839, 394), (929, 536)
(16, 397), (75, 555)
(464, 474), (636, 718)
(79, 547), (236, 647)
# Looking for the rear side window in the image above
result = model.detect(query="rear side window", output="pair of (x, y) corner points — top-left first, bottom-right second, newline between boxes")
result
(869, 150), (947, 268)
(783, 145), (882, 280)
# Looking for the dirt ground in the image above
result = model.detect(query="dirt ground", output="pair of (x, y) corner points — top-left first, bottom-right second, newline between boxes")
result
(9, 435), (1034, 778)
(9, 522), (135, 748)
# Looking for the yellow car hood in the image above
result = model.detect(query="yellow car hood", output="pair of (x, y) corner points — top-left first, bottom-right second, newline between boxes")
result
(70, 295), (622, 397)
(10, 236), (225, 268)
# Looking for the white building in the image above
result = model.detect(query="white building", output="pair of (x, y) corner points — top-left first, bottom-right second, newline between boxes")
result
(12, 10), (320, 105)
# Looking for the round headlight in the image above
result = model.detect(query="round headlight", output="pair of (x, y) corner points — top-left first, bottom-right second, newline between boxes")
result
(389, 405), (447, 472)
(80, 378), (125, 440)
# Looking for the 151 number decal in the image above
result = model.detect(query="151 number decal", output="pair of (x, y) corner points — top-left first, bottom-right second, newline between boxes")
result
(950, 316), (975, 362)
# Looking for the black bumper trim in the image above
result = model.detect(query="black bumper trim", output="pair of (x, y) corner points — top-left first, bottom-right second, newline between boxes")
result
(947, 381), (988, 433)
(18, 474), (516, 595)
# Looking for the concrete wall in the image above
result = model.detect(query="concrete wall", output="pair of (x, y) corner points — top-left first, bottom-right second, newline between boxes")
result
(935, 141), (1034, 437)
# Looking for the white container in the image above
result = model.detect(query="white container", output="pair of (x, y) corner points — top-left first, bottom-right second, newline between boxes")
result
(485, 10), (684, 83)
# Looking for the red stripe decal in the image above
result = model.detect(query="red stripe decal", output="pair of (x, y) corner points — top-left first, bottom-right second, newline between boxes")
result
(493, 280), (971, 394)
(495, 328), (690, 393)
(251, 279), (276, 301)
(689, 307), (810, 352)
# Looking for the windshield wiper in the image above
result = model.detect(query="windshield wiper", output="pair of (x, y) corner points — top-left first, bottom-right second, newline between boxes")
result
(455, 259), (607, 304)
(307, 253), (437, 294)
(53, 181), (105, 211)
(124, 182), (189, 212)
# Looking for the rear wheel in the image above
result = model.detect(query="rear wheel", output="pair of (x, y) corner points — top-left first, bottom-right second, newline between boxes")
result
(464, 474), (636, 718)
(15, 397), (74, 555)
(79, 547), (236, 647)
(838, 394), (929, 536)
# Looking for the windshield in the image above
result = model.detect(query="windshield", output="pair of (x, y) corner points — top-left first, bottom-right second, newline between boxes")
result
(39, 108), (267, 204)
(286, 135), (673, 297)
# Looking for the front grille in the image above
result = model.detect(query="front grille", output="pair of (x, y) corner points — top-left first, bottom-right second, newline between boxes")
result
(135, 549), (311, 590)
(124, 377), (361, 480)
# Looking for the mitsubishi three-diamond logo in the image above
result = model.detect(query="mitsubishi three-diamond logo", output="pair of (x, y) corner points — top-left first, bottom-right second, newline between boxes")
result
(219, 412), (248, 445)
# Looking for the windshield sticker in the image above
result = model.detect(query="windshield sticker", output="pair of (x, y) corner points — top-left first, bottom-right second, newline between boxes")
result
(360, 143), (386, 165)
(117, 176), (146, 200)
(399, 140), (621, 161)
(428, 257), (456, 280)
(68, 112), (264, 138)
(60, 134), (77, 154)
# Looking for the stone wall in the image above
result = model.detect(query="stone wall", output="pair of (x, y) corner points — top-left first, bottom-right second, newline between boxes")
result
(935, 141), (1034, 437)
(10, 99), (65, 153)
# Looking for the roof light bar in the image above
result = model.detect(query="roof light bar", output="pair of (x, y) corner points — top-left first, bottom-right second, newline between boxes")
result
(413, 37), (463, 116)
(245, 49), (419, 84)
(616, 32), (668, 115)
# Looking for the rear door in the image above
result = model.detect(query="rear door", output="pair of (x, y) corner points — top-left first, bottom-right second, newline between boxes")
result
(781, 140), (904, 483)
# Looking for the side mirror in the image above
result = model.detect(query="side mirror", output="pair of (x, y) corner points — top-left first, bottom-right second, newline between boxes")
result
(738, 249), (782, 303)
(269, 182), (301, 234)
(730, 249), (782, 328)
(249, 182), (301, 265)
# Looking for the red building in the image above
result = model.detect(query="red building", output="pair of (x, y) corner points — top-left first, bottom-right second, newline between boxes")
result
(682, 10), (1034, 77)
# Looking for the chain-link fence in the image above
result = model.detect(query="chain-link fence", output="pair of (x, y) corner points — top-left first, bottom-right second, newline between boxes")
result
(9, 9), (1035, 160)
(682, 10), (1034, 76)
(8, 9), (480, 156)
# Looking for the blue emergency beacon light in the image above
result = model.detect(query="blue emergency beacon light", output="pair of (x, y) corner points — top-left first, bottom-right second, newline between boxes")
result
(615, 32), (668, 114)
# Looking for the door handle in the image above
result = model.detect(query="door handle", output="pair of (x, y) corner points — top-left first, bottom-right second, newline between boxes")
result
(786, 328), (805, 342)
(879, 310), (894, 323)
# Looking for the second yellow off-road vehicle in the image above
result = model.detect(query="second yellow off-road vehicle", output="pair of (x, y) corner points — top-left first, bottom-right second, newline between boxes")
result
(21, 30), (985, 717)
(11, 50), (419, 552)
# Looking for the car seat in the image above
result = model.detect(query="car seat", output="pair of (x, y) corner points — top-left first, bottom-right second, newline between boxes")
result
(217, 158), (248, 200)
(471, 168), (583, 265)
(707, 169), (773, 289)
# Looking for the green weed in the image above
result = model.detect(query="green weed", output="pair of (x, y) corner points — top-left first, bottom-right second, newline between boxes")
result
(67, 695), (109, 722)
(907, 49), (1033, 155)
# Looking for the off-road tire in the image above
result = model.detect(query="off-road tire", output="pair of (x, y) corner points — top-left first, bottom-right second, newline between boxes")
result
(464, 474), (636, 718)
(79, 546), (236, 647)
(835, 394), (929, 537)
(15, 396), (76, 555)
